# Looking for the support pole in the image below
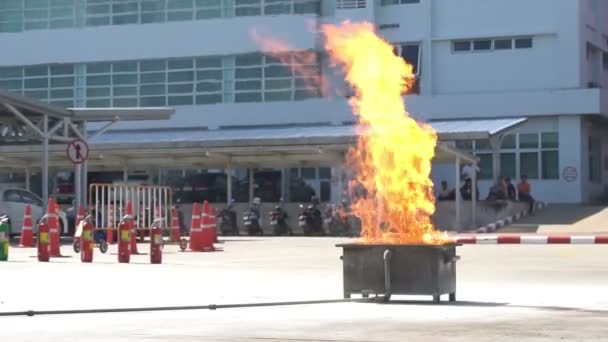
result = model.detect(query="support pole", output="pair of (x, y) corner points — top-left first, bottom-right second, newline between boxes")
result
(337, 166), (344, 202)
(123, 165), (128, 183)
(42, 115), (49, 211)
(226, 165), (232, 204)
(82, 121), (88, 209)
(455, 157), (461, 232)
(25, 168), (31, 191)
(74, 163), (82, 209)
(249, 168), (255, 202)
(280, 168), (286, 201)
(472, 162), (478, 229)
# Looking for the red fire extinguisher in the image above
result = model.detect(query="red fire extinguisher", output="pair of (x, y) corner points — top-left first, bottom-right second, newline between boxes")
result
(150, 221), (162, 264)
(118, 216), (131, 263)
(81, 215), (94, 263)
(37, 221), (50, 262)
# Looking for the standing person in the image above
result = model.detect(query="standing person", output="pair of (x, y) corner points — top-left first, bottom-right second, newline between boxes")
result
(517, 175), (535, 214)
(462, 163), (480, 182)
(505, 177), (517, 201)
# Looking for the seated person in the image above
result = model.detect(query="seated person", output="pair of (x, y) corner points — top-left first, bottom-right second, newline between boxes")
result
(459, 179), (479, 201)
(487, 177), (507, 201)
(505, 177), (517, 200)
(518, 175), (535, 214)
(437, 180), (455, 201)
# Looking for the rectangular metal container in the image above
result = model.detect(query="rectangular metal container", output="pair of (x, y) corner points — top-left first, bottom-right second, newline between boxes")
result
(336, 243), (460, 303)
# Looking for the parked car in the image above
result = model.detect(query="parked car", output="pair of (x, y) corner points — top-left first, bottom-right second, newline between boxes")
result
(0, 187), (68, 237)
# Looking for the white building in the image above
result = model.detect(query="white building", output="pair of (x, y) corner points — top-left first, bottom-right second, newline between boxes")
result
(1, 0), (607, 204)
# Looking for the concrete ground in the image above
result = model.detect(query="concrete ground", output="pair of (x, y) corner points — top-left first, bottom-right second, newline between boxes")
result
(1, 236), (608, 342)
(499, 204), (608, 234)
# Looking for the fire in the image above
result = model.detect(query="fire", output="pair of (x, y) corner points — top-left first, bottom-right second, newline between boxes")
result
(322, 22), (447, 245)
(252, 21), (448, 244)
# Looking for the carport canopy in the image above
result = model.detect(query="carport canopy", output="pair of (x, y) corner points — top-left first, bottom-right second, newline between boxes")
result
(0, 90), (174, 209)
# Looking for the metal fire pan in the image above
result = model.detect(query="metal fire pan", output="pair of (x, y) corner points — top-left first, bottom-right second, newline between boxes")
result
(336, 243), (461, 303)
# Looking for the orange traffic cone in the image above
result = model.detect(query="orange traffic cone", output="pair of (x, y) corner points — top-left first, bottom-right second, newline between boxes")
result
(73, 205), (85, 244)
(200, 201), (215, 251)
(126, 201), (140, 254)
(188, 203), (201, 251)
(48, 199), (62, 257)
(170, 207), (180, 243)
(18, 204), (34, 247)
(209, 206), (218, 243)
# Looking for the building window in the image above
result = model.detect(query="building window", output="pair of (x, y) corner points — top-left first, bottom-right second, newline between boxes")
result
(336, 0), (366, 9)
(0, 51), (319, 107)
(381, 0), (420, 5)
(454, 132), (559, 181)
(452, 36), (533, 54)
(393, 43), (421, 94)
(0, 0), (321, 33)
(589, 136), (602, 183)
(514, 38), (533, 49)
(494, 39), (512, 50)
(452, 41), (471, 52)
(473, 39), (492, 51)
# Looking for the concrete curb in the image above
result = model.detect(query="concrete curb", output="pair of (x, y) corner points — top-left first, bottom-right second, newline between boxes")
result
(475, 201), (547, 234)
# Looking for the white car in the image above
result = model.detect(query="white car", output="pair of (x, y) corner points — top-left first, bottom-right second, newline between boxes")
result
(0, 187), (68, 237)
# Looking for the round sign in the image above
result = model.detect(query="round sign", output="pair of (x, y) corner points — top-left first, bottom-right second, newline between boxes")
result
(562, 166), (578, 182)
(66, 138), (89, 164)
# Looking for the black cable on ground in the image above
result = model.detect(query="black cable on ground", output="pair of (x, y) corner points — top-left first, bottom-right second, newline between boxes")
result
(0, 298), (371, 317)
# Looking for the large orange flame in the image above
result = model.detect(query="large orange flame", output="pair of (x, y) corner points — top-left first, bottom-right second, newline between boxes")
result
(322, 21), (446, 245)
(252, 21), (448, 245)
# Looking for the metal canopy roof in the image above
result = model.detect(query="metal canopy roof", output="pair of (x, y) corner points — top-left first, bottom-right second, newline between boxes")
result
(429, 117), (527, 140)
(69, 107), (175, 121)
(0, 123), (477, 170)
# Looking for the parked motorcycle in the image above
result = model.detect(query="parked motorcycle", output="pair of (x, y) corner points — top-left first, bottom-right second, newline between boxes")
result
(326, 201), (353, 237)
(217, 199), (239, 236)
(298, 202), (324, 236)
(269, 203), (291, 236)
(243, 198), (263, 236)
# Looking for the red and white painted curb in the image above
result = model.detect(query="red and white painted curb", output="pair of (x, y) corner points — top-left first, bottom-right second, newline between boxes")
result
(454, 234), (608, 244)
(476, 201), (547, 234)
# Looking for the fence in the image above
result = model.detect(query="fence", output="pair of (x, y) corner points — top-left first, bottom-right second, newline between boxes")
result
(88, 183), (172, 232)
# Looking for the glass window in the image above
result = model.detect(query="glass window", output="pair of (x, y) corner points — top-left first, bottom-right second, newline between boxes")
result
(300, 167), (316, 179)
(294, 0), (320, 14)
(234, 92), (262, 102)
(501, 134), (516, 149)
(476, 153), (493, 180)
(541, 132), (559, 149)
(515, 38), (533, 49)
(520, 152), (539, 179)
(319, 167), (331, 179)
(19, 190), (42, 206)
(500, 153), (516, 179)
(455, 140), (473, 151)
(264, 91), (292, 101)
(473, 40), (492, 51)
(474, 139), (491, 150)
(541, 151), (559, 180)
(3, 189), (22, 202)
(400, 44), (420, 74)
(519, 133), (538, 149)
(494, 39), (512, 50)
(452, 41), (471, 52)
(196, 94), (222, 104)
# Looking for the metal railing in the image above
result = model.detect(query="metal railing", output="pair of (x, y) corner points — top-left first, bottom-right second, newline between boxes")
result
(88, 183), (172, 232)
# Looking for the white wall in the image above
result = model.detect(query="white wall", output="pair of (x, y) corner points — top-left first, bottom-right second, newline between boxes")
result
(0, 15), (317, 66)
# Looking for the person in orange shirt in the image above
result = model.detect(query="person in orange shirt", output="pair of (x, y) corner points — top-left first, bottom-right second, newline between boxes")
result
(517, 175), (535, 214)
